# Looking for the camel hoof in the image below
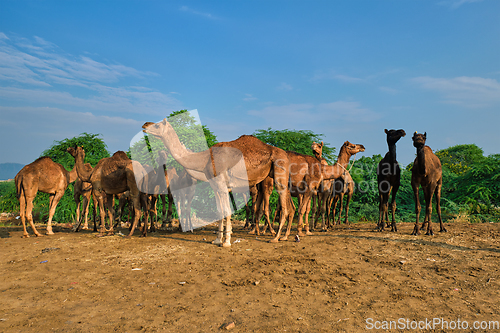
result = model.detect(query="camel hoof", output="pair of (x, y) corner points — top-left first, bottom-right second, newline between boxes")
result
(22, 234), (30, 238)
(222, 242), (231, 248)
(305, 231), (313, 236)
(279, 236), (288, 241)
(269, 238), (279, 243)
(46, 231), (55, 235)
(440, 228), (447, 232)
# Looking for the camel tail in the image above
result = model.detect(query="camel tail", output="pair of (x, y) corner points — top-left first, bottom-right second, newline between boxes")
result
(14, 175), (23, 199)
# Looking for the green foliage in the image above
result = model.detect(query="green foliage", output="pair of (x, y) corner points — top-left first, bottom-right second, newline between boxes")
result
(1, 133), (110, 223)
(130, 110), (218, 169)
(253, 128), (336, 164)
(436, 144), (485, 175)
(41, 132), (110, 169)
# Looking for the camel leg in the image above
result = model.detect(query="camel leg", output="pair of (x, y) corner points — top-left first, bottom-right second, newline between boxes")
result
(435, 182), (447, 232)
(249, 187), (263, 236)
(390, 184), (399, 232)
(336, 193), (344, 225)
(83, 194), (91, 230)
(127, 193), (142, 237)
(104, 194), (116, 235)
(95, 193), (107, 235)
(411, 183), (421, 236)
(424, 185), (436, 236)
(46, 191), (64, 235)
(269, 162), (290, 243)
(303, 194), (313, 235)
(344, 191), (352, 225)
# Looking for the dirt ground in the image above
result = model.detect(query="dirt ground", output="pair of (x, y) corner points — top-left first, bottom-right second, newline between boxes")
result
(1, 219), (500, 332)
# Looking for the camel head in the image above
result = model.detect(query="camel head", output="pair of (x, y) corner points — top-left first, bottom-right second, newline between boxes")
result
(384, 129), (406, 145)
(342, 141), (366, 156)
(142, 118), (171, 138)
(67, 146), (85, 160)
(412, 131), (427, 149)
(311, 141), (324, 159)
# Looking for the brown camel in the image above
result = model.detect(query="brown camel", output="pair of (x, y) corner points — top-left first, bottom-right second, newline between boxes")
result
(411, 132), (447, 235)
(377, 129), (406, 232)
(67, 147), (150, 237)
(311, 141), (365, 230)
(167, 167), (197, 231)
(15, 157), (78, 237)
(142, 118), (291, 247)
(73, 178), (92, 230)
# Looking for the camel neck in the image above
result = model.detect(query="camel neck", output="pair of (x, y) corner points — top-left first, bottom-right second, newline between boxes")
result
(416, 146), (426, 174)
(388, 144), (397, 163)
(68, 165), (78, 183)
(74, 153), (92, 182)
(337, 147), (351, 168)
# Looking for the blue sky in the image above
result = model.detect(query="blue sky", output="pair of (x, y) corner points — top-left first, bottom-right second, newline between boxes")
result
(1, 0), (499, 166)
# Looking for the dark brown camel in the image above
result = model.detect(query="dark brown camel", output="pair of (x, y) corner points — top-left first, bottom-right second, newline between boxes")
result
(15, 157), (77, 237)
(68, 147), (150, 237)
(376, 129), (406, 232)
(410, 132), (447, 235)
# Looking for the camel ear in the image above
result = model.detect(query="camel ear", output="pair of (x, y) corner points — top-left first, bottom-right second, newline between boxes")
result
(424, 132), (427, 139)
(320, 141), (324, 147)
(67, 147), (74, 155)
(384, 129), (388, 134)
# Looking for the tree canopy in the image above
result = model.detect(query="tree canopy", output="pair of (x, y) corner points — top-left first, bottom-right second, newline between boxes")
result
(252, 128), (336, 164)
(41, 132), (110, 169)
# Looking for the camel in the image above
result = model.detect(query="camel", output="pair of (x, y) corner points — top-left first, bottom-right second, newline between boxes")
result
(376, 129), (406, 232)
(15, 157), (78, 237)
(311, 141), (365, 230)
(410, 132), (447, 235)
(142, 118), (292, 247)
(73, 178), (92, 230)
(67, 147), (150, 237)
(154, 149), (197, 231)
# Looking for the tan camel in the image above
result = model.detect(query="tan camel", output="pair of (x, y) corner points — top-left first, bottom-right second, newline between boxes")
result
(411, 132), (447, 235)
(15, 157), (78, 237)
(73, 178), (92, 230)
(311, 141), (365, 230)
(329, 141), (365, 226)
(262, 146), (348, 238)
(377, 129), (406, 232)
(67, 147), (150, 237)
(142, 119), (291, 247)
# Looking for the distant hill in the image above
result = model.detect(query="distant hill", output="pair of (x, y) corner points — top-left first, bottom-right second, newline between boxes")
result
(0, 163), (24, 181)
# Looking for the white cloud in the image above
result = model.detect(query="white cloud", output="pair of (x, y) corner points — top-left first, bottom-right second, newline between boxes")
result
(438, 0), (484, 9)
(179, 6), (218, 20)
(0, 33), (181, 114)
(243, 93), (257, 101)
(277, 82), (293, 91)
(412, 76), (500, 107)
(248, 101), (380, 129)
(0, 106), (145, 164)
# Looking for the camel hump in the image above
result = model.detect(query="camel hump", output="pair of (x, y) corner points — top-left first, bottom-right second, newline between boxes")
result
(112, 151), (130, 169)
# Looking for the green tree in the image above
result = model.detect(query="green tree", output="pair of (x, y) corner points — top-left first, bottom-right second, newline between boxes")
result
(436, 144), (485, 175)
(0, 133), (110, 223)
(130, 110), (218, 169)
(41, 132), (110, 168)
(252, 128), (336, 164)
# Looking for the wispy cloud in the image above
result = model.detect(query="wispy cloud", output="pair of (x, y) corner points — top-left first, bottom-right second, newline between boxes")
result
(243, 93), (257, 101)
(179, 6), (218, 20)
(0, 33), (181, 114)
(277, 82), (293, 91)
(438, 0), (484, 9)
(248, 101), (380, 129)
(0, 106), (144, 164)
(411, 76), (500, 107)
(310, 69), (365, 83)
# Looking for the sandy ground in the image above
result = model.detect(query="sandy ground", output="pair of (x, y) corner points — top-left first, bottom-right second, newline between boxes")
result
(1, 220), (500, 332)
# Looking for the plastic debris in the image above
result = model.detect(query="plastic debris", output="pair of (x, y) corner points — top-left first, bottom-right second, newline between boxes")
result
(131, 268), (142, 271)
(40, 260), (48, 264)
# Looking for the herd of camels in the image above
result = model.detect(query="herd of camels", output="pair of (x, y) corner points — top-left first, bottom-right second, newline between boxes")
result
(14, 118), (447, 247)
